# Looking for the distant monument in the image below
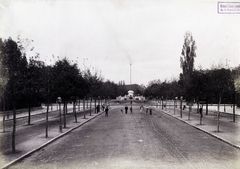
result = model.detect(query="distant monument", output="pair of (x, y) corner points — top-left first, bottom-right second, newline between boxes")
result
(128, 90), (134, 99)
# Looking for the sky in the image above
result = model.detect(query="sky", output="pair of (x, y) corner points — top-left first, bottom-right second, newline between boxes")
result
(0, 0), (239, 86)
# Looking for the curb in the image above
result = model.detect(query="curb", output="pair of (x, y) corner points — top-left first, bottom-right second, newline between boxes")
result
(159, 109), (240, 150)
(2, 112), (104, 169)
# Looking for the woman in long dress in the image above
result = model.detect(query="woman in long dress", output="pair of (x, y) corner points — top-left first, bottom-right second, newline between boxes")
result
(140, 105), (144, 113)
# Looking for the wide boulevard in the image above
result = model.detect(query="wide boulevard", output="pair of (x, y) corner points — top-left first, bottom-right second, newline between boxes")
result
(9, 101), (240, 169)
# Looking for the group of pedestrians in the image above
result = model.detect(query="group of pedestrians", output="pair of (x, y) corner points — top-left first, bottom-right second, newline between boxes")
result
(140, 105), (153, 115)
(121, 105), (133, 114)
(121, 105), (153, 115)
(96, 104), (110, 116)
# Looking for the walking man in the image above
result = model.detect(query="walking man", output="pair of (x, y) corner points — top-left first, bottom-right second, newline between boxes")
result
(199, 106), (203, 117)
(125, 105), (128, 114)
(150, 107), (152, 115)
(140, 105), (144, 113)
(105, 106), (109, 117)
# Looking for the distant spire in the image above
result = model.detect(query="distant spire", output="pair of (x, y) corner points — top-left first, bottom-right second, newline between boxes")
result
(130, 63), (132, 85)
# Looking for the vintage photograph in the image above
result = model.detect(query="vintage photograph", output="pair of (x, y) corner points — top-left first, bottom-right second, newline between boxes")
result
(0, 0), (240, 168)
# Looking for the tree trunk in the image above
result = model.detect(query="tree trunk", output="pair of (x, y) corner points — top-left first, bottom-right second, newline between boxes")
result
(28, 102), (31, 125)
(217, 97), (221, 132)
(63, 102), (66, 128)
(90, 99), (92, 116)
(66, 101), (68, 114)
(2, 98), (5, 132)
(83, 98), (86, 119)
(188, 102), (191, 120)
(217, 103), (220, 132)
(87, 98), (88, 109)
(74, 99), (77, 123)
(12, 100), (16, 153)
(59, 103), (62, 132)
(7, 103), (9, 119)
(206, 101), (208, 115)
(197, 102), (199, 113)
(95, 99), (96, 113)
(45, 100), (49, 138)
(233, 93), (236, 122)
(233, 103), (235, 122)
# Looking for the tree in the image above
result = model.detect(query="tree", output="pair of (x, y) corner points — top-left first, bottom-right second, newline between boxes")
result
(0, 39), (8, 100)
(2, 37), (28, 152)
(25, 55), (45, 125)
(233, 65), (240, 107)
(144, 79), (180, 100)
(52, 58), (85, 127)
(208, 68), (234, 131)
(0, 38), (9, 133)
(84, 68), (103, 98)
(180, 31), (197, 102)
(99, 80), (119, 99)
(16, 37), (43, 124)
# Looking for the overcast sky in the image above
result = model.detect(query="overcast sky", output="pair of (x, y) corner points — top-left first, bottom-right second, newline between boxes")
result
(1, 0), (239, 86)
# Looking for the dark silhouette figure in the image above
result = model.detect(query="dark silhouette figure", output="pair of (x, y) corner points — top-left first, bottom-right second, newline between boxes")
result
(125, 105), (128, 114)
(199, 106), (203, 117)
(96, 105), (100, 113)
(105, 106), (109, 117)
(140, 105), (144, 113)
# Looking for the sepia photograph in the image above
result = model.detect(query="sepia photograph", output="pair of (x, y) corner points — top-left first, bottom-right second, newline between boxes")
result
(0, 0), (240, 168)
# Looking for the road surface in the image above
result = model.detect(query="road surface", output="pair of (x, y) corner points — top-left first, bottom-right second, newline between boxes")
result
(9, 105), (240, 169)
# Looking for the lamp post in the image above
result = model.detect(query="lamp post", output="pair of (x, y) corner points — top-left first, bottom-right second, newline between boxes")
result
(98, 96), (100, 113)
(161, 96), (163, 110)
(180, 96), (183, 118)
(174, 97), (177, 114)
(94, 98), (96, 114)
(90, 98), (92, 116)
(83, 97), (86, 119)
(156, 97), (158, 108)
(57, 97), (62, 132)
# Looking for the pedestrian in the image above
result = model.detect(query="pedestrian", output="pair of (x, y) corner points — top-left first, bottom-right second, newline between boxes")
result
(150, 108), (152, 115)
(125, 105), (128, 114)
(120, 106), (124, 114)
(199, 106), (203, 118)
(140, 105), (144, 113)
(130, 106), (132, 113)
(97, 105), (100, 113)
(105, 106), (109, 117)
(146, 106), (149, 114)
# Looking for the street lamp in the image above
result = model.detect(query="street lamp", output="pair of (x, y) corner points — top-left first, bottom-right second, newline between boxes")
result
(174, 97), (177, 114)
(161, 96), (163, 110)
(180, 96), (183, 118)
(57, 96), (62, 132)
(90, 98), (92, 116)
(98, 96), (100, 113)
(83, 97), (86, 119)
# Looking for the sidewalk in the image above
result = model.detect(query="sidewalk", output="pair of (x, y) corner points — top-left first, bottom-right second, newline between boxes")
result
(0, 107), (103, 169)
(0, 103), (91, 121)
(159, 106), (240, 150)
(156, 100), (240, 115)
(192, 104), (240, 115)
